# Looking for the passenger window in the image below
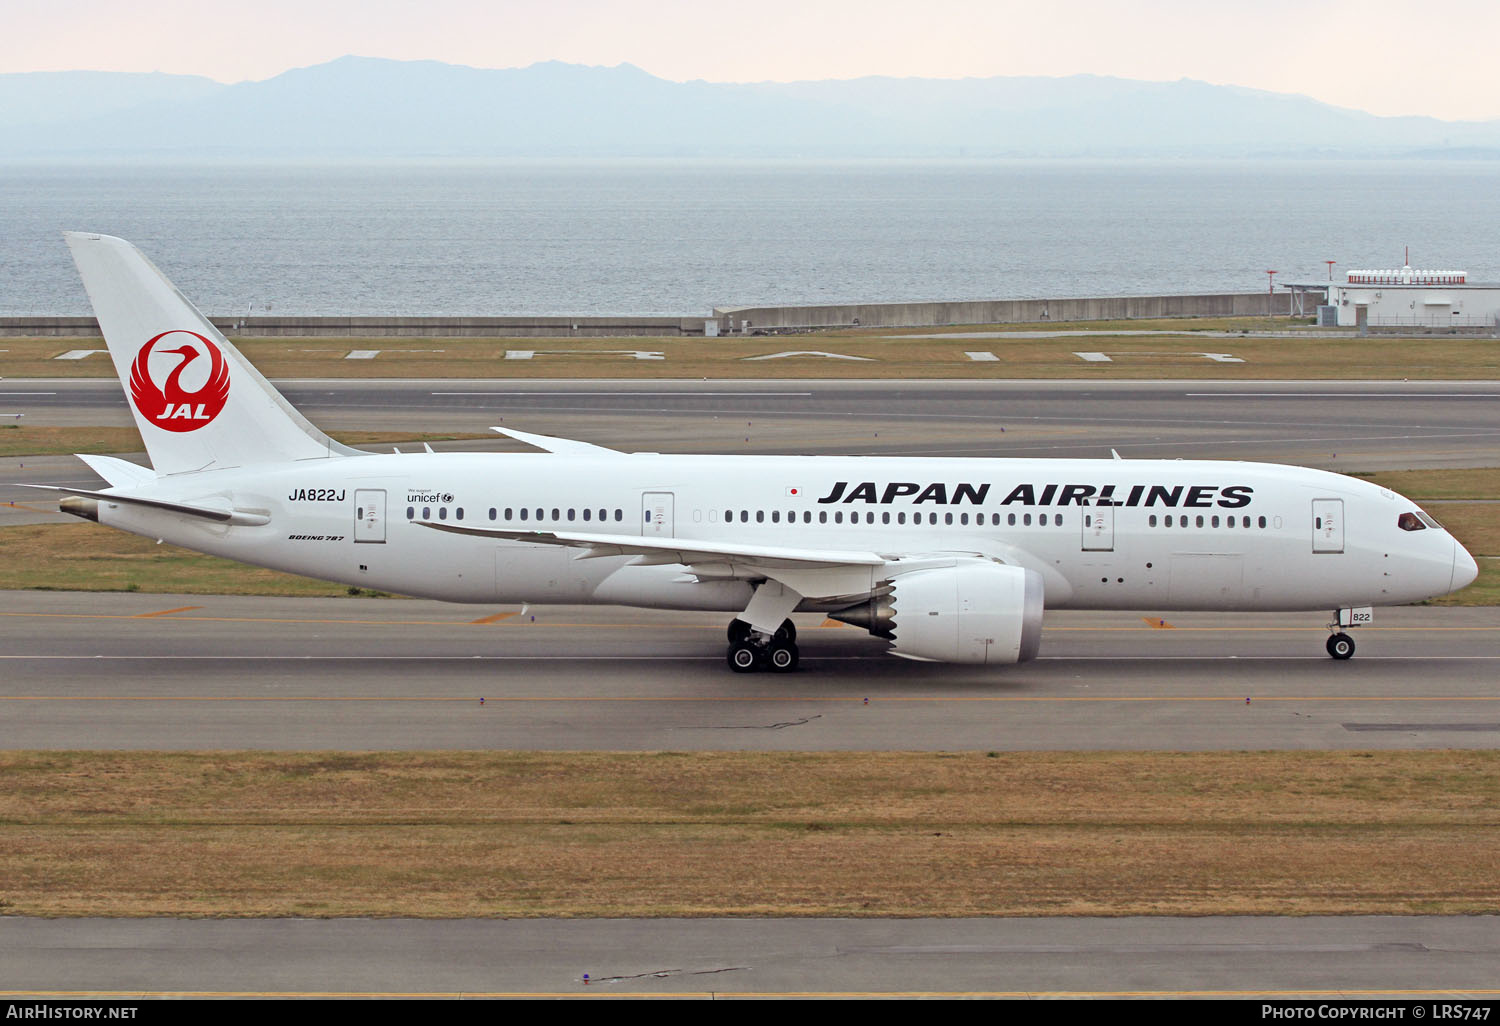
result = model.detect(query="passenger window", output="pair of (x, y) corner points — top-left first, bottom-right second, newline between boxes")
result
(835, 512), (843, 524)
(584, 508), (592, 521)
(519, 508), (528, 521)
(960, 513), (969, 525)
(897, 512), (906, 524)
(456, 508), (464, 521)
(488, 508), (496, 521)
(883, 512), (890, 525)
(819, 511), (827, 524)
(771, 510), (780, 523)
(1258, 516), (1267, 528)
(505, 507), (513, 520)
(803, 511), (811, 523)
(615, 509), (622, 522)
(1055, 515), (1063, 527)
(1211, 515), (1219, 528)
(567, 509), (575, 521)
(1023, 513), (1032, 526)
(1008, 513), (1016, 526)
(551, 508), (560, 521)
(739, 510), (748, 523)
(422, 507), (431, 520)
(1196, 515), (1204, 528)
(439, 507), (447, 520)
(406, 506), (415, 520)
(1039, 513), (1047, 527)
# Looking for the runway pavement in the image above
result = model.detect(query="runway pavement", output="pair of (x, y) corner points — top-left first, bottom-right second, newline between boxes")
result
(1, 591), (1495, 752)
(4, 915), (1498, 998)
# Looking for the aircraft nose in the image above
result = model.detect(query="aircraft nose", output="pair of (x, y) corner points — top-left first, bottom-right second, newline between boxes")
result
(1453, 541), (1479, 592)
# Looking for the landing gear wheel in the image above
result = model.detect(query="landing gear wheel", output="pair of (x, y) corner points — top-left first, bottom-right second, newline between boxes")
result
(727, 642), (762, 672)
(766, 641), (799, 673)
(775, 619), (796, 643)
(1326, 633), (1356, 660)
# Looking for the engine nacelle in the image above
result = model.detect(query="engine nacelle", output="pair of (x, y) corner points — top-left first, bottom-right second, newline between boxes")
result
(835, 561), (1044, 665)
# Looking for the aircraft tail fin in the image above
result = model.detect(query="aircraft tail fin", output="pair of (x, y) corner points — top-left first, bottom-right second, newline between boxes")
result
(63, 232), (362, 476)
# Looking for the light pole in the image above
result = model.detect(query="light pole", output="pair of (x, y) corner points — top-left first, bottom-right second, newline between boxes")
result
(1265, 270), (1278, 316)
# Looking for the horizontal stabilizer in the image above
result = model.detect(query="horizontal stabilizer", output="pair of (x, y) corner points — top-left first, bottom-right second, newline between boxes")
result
(21, 484), (269, 525)
(76, 453), (154, 487)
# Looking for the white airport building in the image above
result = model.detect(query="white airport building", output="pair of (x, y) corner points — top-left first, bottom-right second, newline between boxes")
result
(1325, 265), (1500, 328)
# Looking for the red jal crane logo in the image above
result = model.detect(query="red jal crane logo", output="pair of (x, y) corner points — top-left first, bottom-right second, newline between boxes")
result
(128, 330), (231, 432)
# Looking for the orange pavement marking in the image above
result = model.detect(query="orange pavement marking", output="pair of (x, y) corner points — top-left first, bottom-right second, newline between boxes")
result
(470, 612), (519, 624)
(132, 605), (203, 618)
(1142, 616), (1175, 629)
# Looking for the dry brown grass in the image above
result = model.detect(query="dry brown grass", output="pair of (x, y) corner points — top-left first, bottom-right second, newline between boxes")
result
(1, 750), (1496, 918)
(0, 523), (362, 596)
(1360, 468), (1500, 500)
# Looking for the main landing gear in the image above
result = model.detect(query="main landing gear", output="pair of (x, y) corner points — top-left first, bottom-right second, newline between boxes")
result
(726, 617), (799, 673)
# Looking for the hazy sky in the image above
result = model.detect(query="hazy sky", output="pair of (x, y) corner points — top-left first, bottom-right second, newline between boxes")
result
(8, 0), (1500, 121)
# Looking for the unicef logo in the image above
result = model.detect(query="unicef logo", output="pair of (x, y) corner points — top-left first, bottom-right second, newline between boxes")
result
(441, 493), (454, 503)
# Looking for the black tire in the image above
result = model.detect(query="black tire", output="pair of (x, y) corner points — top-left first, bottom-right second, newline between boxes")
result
(727, 642), (761, 672)
(775, 618), (796, 643)
(766, 642), (799, 674)
(1326, 633), (1355, 660)
(727, 618), (751, 643)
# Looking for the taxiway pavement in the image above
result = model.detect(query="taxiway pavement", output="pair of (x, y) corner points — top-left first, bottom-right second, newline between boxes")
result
(2, 591), (1495, 752)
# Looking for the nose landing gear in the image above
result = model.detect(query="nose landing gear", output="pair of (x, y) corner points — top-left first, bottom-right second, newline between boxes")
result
(1325, 606), (1370, 660)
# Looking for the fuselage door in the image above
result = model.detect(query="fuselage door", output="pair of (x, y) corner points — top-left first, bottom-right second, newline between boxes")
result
(1082, 504), (1114, 551)
(354, 488), (386, 544)
(1312, 498), (1344, 553)
(642, 491), (674, 538)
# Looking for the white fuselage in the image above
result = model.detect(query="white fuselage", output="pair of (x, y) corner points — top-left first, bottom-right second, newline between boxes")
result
(96, 452), (1472, 614)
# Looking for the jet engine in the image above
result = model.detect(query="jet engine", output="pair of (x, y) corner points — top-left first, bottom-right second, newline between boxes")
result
(830, 561), (1044, 665)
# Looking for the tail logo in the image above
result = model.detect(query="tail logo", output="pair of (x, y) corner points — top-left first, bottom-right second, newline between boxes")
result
(128, 330), (231, 432)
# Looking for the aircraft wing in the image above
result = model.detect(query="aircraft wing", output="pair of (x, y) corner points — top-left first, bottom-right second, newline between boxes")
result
(413, 520), (886, 570)
(490, 427), (622, 456)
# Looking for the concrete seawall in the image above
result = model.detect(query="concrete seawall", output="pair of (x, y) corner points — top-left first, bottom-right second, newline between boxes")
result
(714, 292), (1281, 331)
(0, 292), (1281, 338)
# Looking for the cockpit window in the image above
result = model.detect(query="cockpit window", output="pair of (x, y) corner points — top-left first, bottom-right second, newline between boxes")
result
(1397, 512), (1426, 532)
(1417, 511), (1443, 530)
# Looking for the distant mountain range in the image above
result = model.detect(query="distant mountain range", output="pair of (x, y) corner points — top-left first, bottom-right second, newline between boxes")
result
(5, 56), (1500, 159)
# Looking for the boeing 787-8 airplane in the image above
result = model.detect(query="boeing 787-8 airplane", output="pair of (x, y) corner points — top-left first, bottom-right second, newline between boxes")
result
(32, 233), (1478, 672)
